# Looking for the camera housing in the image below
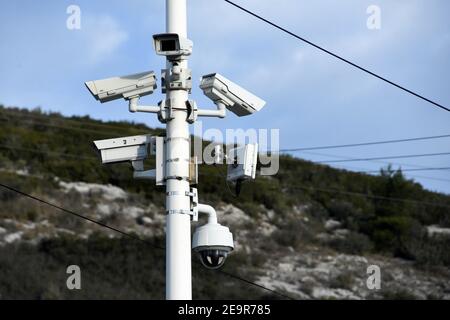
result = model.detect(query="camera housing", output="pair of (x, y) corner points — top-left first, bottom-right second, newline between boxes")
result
(192, 222), (234, 269)
(227, 144), (258, 182)
(85, 71), (157, 103)
(93, 135), (153, 164)
(153, 33), (193, 58)
(200, 73), (266, 117)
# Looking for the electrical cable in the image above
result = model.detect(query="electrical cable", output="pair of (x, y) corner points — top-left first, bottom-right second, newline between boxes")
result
(206, 173), (450, 208)
(277, 134), (450, 152)
(0, 144), (97, 160)
(300, 150), (450, 183)
(0, 116), (120, 137)
(302, 150), (434, 169)
(362, 167), (450, 173)
(213, 164), (238, 197)
(0, 182), (156, 246)
(0, 182), (295, 300)
(317, 151), (450, 164)
(2, 175), (448, 298)
(0, 108), (148, 134)
(2, 143), (449, 198)
(276, 183), (450, 209)
(3, 143), (450, 177)
(224, 0), (450, 113)
(4, 108), (450, 158)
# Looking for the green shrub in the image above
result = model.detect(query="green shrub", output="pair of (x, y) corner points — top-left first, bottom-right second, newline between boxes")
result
(329, 232), (374, 255)
(382, 289), (418, 300)
(329, 273), (354, 291)
(272, 220), (314, 248)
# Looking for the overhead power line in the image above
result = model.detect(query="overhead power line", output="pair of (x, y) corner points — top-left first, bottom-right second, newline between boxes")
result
(398, 174), (450, 184)
(0, 112), (155, 138)
(4, 177), (447, 298)
(224, 0), (450, 113)
(7, 114), (448, 180)
(8, 111), (450, 154)
(300, 150), (450, 183)
(278, 134), (450, 152)
(0, 182), (148, 243)
(2, 142), (450, 184)
(0, 182), (294, 300)
(4, 108), (450, 155)
(362, 167), (450, 173)
(279, 184), (450, 209)
(1, 158), (447, 210)
(0, 144), (97, 160)
(207, 172), (450, 208)
(0, 108), (148, 134)
(302, 150), (434, 169)
(318, 151), (450, 164)
(335, 165), (450, 184)
(0, 116), (119, 137)
(7, 114), (450, 160)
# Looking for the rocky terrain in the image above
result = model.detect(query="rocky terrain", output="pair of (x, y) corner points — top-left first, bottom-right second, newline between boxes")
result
(258, 249), (450, 300)
(1, 106), (449, 299)
(1, 175), (448, 300)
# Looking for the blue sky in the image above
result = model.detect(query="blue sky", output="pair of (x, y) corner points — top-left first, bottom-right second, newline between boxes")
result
(0, 0), (449, 194)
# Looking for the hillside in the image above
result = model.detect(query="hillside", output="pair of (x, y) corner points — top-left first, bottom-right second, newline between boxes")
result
(0, 104), (449, 299)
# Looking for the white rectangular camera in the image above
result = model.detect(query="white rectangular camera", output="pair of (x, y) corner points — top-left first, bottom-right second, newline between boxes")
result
(93, 135), (153, 164)
(85, 71), (157, 103)
(200, 73), (266, 117)
(153, 33), (193, 58)
(227, 144), (258, 181)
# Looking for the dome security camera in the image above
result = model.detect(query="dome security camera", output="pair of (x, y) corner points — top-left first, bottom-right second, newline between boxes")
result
(192, 222), (234, 270)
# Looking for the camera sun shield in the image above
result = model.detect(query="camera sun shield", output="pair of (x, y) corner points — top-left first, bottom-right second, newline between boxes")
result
(153, 33), (193, 58)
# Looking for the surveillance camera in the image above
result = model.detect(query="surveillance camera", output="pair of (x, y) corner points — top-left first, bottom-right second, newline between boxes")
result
(85, 71), (157, 103)
(153, 33), (193, 58)
(200, 73), (266, 117)
(227, 144), (258, 182)
(93, 135), (153, 164)
(192, 222), (234, 269)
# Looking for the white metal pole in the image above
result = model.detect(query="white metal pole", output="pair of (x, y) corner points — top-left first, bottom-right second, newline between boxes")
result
(165, 0), (192, 300)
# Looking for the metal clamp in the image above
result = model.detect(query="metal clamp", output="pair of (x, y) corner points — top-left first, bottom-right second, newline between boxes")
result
(186, 100), (198, 124)
(165, 137), (190, 143)
(166, 209), (191, 215)
(158, 99), (176, 123)
(166, 191), (185, 197)
(164, 188), (198, 221)
(188, 188), (198, 221)
(161, 67), (192, 94)
(165, 175), (190, 182)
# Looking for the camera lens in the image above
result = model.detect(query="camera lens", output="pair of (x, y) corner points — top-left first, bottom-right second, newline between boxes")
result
(199, 249), (228, 269)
